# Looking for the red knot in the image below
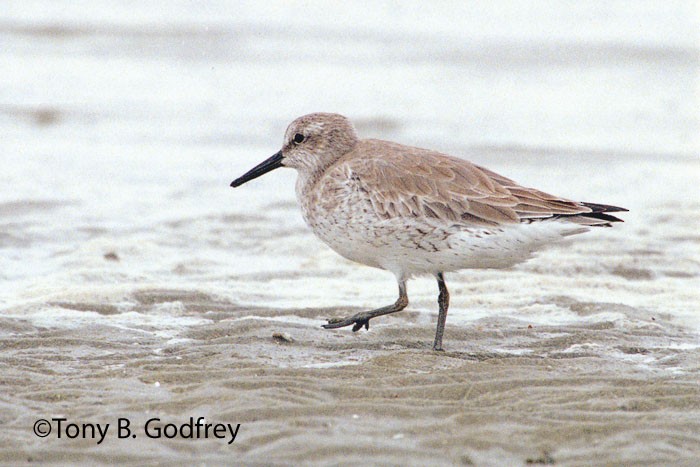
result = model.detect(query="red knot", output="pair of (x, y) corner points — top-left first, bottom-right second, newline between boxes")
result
(231, 113), (627, 351)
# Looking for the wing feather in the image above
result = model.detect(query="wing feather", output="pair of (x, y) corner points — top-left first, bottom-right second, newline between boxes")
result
(324, 139), (619, 227)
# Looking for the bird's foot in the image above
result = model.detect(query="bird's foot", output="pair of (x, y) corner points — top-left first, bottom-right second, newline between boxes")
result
(432, 337), (445, 352)
(322, 312), (373, 332)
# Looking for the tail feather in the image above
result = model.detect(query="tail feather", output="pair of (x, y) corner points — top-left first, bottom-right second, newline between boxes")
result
(560, 202), (628, 226)
(580, 202), (629, 214)
(520, 201), (628, 227)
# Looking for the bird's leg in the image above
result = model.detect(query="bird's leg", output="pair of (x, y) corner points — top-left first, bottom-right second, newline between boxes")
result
(323, 280), (408, 332)
(433, 272), (449, 351)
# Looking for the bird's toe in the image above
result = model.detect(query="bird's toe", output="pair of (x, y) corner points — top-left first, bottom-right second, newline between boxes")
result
(351, 318), (370, 332)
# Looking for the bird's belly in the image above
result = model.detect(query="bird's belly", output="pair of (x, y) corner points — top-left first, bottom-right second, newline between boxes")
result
(306, 209), (390, 270)
(306, 206), (582, 277)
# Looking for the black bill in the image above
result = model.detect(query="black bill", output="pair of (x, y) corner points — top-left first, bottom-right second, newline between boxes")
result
(230, 150), (283, 187)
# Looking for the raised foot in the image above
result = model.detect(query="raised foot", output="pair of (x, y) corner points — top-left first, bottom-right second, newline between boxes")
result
(322, 312), (374, 332)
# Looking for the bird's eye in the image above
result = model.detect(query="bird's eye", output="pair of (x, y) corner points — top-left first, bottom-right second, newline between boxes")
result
(293, 133), (305, 144)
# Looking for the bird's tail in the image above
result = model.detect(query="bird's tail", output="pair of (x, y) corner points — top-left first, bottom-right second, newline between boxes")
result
(558, 202), (628, 227)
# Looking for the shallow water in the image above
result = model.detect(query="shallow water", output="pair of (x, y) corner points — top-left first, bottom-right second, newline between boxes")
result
(1, 1), (699, 464)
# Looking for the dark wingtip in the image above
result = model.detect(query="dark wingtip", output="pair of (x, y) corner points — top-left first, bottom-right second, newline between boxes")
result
(581, 202), (629, 213)
(578, 202), (628, 224)
(588, 212), (626, 223)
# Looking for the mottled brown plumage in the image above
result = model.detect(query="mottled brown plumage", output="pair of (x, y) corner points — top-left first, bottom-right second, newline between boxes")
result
(317, 138), (624, 228)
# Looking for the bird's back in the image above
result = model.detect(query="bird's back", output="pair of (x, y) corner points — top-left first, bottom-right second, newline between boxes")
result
(321, 139), (625, 228)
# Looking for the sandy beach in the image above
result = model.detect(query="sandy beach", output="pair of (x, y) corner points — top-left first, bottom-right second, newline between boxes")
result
(1, 1), (699, 465)
(2, 288), (700, 464)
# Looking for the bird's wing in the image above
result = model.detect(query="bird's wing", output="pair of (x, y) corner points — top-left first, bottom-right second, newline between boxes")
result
(473, 164), (592, 220)
(325, 140), (591, 227)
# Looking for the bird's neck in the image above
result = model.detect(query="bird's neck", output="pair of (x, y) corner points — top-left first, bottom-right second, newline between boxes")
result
(295, 169), (322, 210)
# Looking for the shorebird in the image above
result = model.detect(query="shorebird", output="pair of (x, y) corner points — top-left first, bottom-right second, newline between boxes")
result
(231, 113), (627, 351)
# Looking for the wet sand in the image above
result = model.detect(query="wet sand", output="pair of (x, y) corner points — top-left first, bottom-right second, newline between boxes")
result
(2, 288), (699, 465)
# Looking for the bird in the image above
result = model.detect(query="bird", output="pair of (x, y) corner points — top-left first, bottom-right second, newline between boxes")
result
(230, 113), (627, 351)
